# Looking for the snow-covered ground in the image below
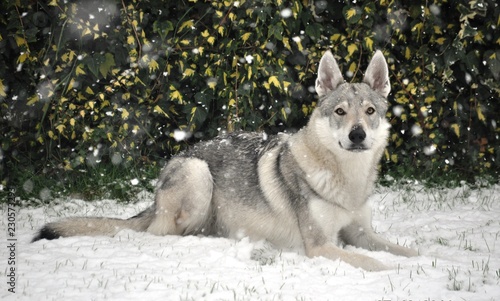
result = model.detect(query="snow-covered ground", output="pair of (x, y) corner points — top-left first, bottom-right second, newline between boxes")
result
(2, 183), (499, 300)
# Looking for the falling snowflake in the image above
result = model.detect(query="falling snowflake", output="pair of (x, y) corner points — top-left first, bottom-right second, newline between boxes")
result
(173, 129), (191, 142)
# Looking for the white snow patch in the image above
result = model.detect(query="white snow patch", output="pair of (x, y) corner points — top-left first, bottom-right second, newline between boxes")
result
(10, 184), (500, 300)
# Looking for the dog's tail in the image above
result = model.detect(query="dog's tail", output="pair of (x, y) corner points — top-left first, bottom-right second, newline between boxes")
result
(31, 207), (155, 242)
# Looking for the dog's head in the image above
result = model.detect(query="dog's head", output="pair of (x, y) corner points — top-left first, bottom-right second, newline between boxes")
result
(312, 50), (391, 153)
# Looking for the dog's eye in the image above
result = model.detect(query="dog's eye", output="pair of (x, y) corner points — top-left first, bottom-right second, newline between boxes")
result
(335, 108), (346, 116)
(366, 107), (375, 115)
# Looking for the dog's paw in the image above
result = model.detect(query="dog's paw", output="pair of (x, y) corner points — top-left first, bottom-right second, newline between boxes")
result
(387, 243), (419, 257)
(360, 258), (389, 272)
(398, 247), (419, 257)
(146, 218), (178, 236)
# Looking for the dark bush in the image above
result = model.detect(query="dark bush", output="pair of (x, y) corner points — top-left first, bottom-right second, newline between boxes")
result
(1, 0), (498, 198)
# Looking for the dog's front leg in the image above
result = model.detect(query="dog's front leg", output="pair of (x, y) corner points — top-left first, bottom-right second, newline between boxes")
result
(305, 242), (388, 271)
(341, 223), (418, 257)
(340, 208), (418, 257)
(296, 206), (388, 271)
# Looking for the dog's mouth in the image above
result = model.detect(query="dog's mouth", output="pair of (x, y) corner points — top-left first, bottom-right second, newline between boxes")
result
(338, 141), (369, 152)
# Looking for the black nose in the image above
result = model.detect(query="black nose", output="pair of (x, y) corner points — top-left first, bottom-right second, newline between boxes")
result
(349, 127), (366, 144)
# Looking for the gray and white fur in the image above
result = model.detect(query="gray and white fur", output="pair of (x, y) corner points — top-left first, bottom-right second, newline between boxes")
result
(33, 50), (417, 271)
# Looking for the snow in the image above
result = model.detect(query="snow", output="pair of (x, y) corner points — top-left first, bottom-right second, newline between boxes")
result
(173, 129), (191, 142)
(280, 8), (293, 19)
(2, 184), (500, 300)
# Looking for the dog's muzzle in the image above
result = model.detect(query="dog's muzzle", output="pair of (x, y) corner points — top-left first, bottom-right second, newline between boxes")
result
(349, 126), (366, 144)
(339, 126), (369, 152)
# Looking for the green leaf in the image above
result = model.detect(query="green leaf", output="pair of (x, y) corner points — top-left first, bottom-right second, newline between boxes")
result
(270, 23), (283, 40)
(364, 37), (373, 52)
(178, 20), (194, 33)
(75, 64), (86, 75)
(268, 76), (281, 89)
(0, 79), (7, 97)
(153, 20), (174, 40)
(187, 104), (207, 125)
(485, 50), (500, 80)
(343, 6), (362, 24)
(242, 32), (251, 43)
(305, 23), (320, 39)
(99, 53), (116, 78)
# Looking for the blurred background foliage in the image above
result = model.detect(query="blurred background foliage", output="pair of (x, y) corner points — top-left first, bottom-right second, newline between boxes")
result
(1, 0), (499, 201)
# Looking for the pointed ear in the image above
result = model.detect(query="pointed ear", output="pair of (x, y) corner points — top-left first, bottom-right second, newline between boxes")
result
(363, 50), (391, 98)
(315, 50), (344, 97)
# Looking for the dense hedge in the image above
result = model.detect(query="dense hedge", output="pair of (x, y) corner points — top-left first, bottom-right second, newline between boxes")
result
(1, 0), (499, 193)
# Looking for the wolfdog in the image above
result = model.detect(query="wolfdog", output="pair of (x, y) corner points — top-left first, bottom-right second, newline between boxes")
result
(33, 50), (417, 271)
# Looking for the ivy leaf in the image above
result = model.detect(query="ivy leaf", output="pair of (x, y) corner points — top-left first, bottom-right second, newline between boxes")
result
(56, 124), (66, 133)
(99, 53), (116, 78)
(149, 59), (159, 72)
(27, 95), (39, 106)
(347, 44), (358, 57)
(405, 47), (412, 59)
(75, 64), (86, 75)
(270, 23), (283, 40)
(178, 20), (194, 33)
(348, 62), (357, 74)
(169, 85), (184, 103)
(281, 107), (288, 121)
(364, 37), (374, 52)
(343, 6), (362, 24)
(183, 68), (195, 78)
(18, 52), (29, 63)
(242, 32), (251, 43)
(436, 37), (446, 45)
(305, 23), (320, 39)
(268, 75), (281, 89)
(153, 20), (174, 40)
(345, 8), (357, 20)
(127, 35), (135, 45)
(154, 105), (169, 117)
(451, 124), (460, 137)
(485, 50), (500, 80)
(188, 105), (208, 125)
(0, 79), (7, 97)
(476, 103), (485, 122)
(84, 87), (93, 95)
(121, 108), (130, 120)
(86, 55), (101, 78)
(14, 35), (26, 47)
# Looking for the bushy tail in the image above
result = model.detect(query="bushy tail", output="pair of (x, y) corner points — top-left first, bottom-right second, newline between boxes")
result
(32, 207), (155, 242)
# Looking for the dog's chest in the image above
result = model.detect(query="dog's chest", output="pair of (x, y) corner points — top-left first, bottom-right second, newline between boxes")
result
(305, 165), (372, 211)
(308, 196), (353, 242)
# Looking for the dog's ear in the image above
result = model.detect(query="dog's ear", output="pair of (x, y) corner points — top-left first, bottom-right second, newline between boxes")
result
(315, 50), (344, 97)
(363, 50), (391, 98)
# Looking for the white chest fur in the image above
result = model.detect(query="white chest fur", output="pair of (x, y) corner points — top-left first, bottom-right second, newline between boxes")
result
(308, 158), (374, 210)
(291, 134), (378, 211)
